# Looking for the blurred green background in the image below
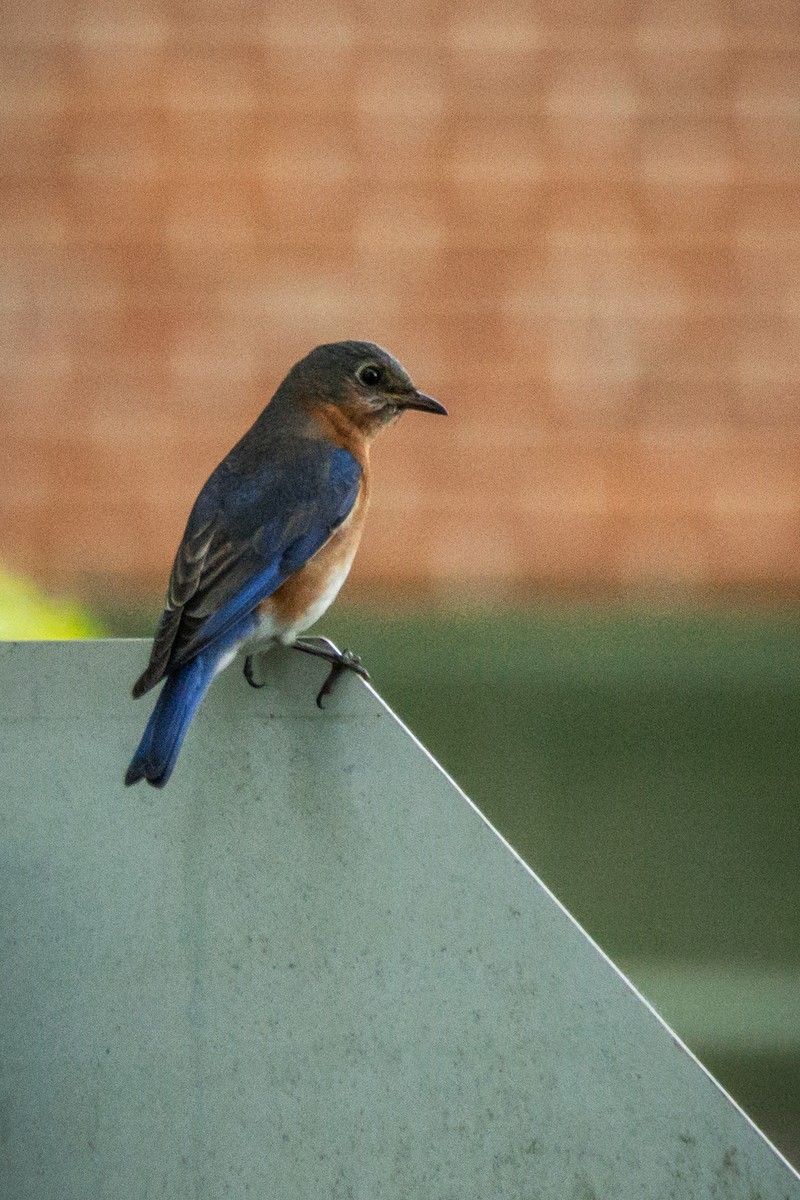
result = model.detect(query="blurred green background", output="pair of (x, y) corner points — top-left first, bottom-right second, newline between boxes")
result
(5, 576), (799, 1165)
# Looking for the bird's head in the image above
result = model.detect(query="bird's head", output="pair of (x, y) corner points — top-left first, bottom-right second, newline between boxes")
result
(283, 341), (447, 438)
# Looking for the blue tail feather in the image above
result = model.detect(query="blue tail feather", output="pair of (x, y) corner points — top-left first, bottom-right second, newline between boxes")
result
(125, 653), (217, 788)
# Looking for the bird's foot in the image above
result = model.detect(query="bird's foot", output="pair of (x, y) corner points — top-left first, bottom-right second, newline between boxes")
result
(315, 649), (369, 710)
(242, 654), (266, 689)
(291, 637), (370, 709)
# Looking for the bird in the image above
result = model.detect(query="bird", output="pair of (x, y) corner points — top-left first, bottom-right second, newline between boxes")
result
(124, 340), (447, 789)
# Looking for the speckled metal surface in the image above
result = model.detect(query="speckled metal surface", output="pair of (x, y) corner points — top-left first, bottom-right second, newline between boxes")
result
(2, 640), (798, 1199)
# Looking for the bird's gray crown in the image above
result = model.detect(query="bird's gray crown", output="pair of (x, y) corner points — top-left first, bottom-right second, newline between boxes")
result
(281, 340), (416, 405)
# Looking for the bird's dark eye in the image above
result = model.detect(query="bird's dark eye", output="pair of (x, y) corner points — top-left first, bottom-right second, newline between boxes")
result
(357, 364), (382, 388)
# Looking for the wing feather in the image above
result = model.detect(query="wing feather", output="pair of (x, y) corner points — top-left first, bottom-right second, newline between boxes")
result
(132, 441), (360, 697)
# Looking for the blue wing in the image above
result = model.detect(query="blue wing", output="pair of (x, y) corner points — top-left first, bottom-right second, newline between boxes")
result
(132, 440), (361, 696)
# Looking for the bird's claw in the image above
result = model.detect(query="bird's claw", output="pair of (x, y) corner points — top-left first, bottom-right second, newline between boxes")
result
(243, 654), (266, 689)
(315, 649), (370, 709)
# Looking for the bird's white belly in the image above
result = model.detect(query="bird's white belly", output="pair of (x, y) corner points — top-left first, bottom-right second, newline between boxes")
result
(241, 608), (279, 655)
(235, 552), (356, 664)
(286, 557), (354, 641)
(212, 643), (247, 678)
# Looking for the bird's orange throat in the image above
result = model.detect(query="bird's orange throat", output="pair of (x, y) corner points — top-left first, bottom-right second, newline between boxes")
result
(309, 401), (392, 464)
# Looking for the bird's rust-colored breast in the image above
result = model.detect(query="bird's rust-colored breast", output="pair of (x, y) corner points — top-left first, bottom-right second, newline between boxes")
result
(262, 478), (369, 640)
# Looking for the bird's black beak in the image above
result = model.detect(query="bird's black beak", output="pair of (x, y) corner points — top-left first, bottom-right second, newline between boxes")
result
(399, 390), (448, 415)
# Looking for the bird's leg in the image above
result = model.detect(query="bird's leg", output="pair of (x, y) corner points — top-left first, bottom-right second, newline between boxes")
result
(242, 654), (266, 689)
(291, 636), (370, 709)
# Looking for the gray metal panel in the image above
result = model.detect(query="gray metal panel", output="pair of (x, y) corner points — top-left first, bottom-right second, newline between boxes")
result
(1, 639), (798, 1199)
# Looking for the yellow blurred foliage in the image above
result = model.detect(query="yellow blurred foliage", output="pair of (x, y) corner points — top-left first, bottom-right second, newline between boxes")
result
(0, 567), (105, 639)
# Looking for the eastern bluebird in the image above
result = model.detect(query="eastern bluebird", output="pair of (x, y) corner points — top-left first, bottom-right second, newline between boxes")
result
(124, 341), (446, 788)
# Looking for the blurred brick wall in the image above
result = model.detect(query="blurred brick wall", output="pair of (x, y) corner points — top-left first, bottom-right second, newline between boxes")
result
(1, 0), (799, 603)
